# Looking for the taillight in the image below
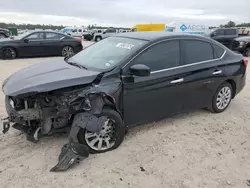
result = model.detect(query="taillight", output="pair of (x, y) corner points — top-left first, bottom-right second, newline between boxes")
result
(76, 39), (82, 43)
(243, 59), (248, 67)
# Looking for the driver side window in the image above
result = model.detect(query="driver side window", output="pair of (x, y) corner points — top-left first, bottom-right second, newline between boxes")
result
(26, 33), (44, 41)
(129, 40), (180, 72)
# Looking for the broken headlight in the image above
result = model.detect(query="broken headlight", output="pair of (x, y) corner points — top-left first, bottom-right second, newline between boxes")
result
(9, 98), (14, 108)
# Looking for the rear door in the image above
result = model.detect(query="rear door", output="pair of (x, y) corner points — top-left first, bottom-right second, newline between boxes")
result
(43, 32), (62, 55)
(179, 39), (227, 111)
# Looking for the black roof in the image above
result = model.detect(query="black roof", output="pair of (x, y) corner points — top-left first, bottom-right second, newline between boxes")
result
(115, 31), (208, 41)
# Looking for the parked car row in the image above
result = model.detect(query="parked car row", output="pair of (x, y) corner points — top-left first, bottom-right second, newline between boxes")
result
(0, 31), (83, 59)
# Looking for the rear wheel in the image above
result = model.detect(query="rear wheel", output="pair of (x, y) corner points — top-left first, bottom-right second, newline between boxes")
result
(61, 46), (74, 58)
(210, 82), (233, 113)
(78, 107), (125, 154)
(243, 47), (250, 57)
(2, 47), (17, 59)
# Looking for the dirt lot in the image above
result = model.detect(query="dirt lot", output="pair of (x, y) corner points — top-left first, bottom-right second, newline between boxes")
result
(0, 57), (250, 188)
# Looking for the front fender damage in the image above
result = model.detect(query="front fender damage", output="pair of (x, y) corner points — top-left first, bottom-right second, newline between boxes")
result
(51, 82), (121, 172)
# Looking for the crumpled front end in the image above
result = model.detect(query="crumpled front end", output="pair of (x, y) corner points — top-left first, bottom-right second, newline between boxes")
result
(3, 95), (44, 141)
(2, 80), (122, 172)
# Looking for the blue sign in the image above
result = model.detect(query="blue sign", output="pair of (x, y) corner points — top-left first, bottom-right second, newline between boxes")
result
(179, 24), (206, 34)
(180, 24), (188, 32)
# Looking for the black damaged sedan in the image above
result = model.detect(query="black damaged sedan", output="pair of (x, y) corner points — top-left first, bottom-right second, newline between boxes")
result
(2, 32), (247, 171)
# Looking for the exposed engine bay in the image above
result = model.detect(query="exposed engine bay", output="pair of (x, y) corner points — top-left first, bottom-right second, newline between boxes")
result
(3, 82), (121, 172)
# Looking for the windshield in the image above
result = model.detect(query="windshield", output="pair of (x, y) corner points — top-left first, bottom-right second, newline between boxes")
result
(68, 37), (147, 70)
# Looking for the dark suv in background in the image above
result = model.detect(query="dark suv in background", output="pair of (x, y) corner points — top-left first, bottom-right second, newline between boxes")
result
(208, 28), (250, 57)
(232, 37), (250, 57)
(208, 28), (239, 49)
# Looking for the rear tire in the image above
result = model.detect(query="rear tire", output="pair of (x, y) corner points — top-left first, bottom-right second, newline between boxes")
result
(1, 47), (17, 59)
(61, 46), (74, 58)
(77, 107), (125, 154)
(243, 47), (250, 57)
(210, 82), (233, 113)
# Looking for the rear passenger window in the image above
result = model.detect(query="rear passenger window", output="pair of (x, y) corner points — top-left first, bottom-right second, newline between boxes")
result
(131, 40), (180, 71)
(225, 29), (236, 35)
(46, 33), (60, 40)
(182, 40), (214, 65)
(213, 44), (225, 58)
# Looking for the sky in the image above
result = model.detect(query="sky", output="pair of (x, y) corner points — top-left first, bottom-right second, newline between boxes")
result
(0, 0), (249, 27)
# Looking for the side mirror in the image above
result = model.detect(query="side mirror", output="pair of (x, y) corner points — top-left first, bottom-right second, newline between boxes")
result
(130, 64), (150, 77)
(103, 32), (106, 34)
(24, 38), (29, 43)
(211, 32), (216, 37)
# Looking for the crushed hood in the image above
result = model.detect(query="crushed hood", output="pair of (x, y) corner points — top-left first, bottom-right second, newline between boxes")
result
(2, 58), (101, 96)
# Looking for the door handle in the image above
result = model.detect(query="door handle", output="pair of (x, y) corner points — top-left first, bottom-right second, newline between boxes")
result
(170, 78), (184, 84)
(213, 70), (222, 75)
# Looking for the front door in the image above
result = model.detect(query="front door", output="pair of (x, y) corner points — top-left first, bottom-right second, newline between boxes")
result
(122, 40), (185, 126)
(19, 32), (45, 57)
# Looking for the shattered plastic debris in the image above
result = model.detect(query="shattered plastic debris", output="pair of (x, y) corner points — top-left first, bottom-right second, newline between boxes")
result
(50, 142), (89, 172)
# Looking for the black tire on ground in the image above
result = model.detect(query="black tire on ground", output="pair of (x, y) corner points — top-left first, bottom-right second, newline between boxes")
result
(61, 46), (74, 58)
(2, 47), (17, 59)
(77, 107), (125, 154)
(243, 47), (250, 57)
(209, 82), (233, 113)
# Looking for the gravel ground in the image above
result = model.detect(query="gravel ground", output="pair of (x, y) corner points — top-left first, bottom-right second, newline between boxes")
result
(0, 56), (249, 188)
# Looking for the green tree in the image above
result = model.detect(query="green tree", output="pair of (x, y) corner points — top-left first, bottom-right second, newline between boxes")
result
(224, 21), (236, 28)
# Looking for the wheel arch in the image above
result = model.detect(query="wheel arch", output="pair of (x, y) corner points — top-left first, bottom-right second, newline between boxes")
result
(62, 45), (74, 51)
(61, 45), (74, 56)
(243, 44), (250, 56)
(1, 46), (18, 57)
(94, 35), (102, 41)
(225, 79), (236, 99)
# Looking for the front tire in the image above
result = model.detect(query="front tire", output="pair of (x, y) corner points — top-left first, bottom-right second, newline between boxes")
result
(61, 46), (74, 58)
(210, 82), (233, 113)
(1, 47), (17, 59)
(78, 107), (125, 154)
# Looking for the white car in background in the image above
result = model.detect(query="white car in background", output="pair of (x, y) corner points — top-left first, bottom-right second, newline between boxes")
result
(93, 28), (117, 41)
(66, 27), (88, 38)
